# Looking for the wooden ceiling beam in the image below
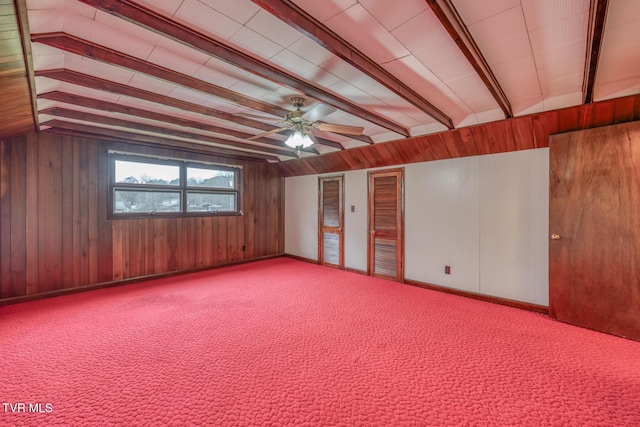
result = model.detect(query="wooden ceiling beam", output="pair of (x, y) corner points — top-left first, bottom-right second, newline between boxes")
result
(41, 119), (280, 162)
(583, 0), (609, 104)
(35, 69), (341, 150)
(251, 0), (453, 130)
(77, 0), (411, 137)
(31, 32), (289, 118)
(35, 69), (276, 131)
(43, 128), (273, 163)
(425, 0), (512, 118)
(38, 91), (317, 154)
(40, 107), (297, 158)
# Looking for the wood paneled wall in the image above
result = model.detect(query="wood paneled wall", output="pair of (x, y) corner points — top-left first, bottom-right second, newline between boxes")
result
(274, 94), (640, 177)
(0, 132), (284, 302)
(0, 0), (36, 139)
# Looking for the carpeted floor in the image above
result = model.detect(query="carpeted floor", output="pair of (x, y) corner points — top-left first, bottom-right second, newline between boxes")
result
(1, 257), (639, 426)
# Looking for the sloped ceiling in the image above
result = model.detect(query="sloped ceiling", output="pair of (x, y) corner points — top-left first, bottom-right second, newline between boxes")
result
(10, 0), (640, 162)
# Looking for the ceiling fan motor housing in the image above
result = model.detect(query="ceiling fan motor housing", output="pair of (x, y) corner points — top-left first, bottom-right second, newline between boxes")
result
(289, 96), (307, 108)
(286, 96), (312, 133)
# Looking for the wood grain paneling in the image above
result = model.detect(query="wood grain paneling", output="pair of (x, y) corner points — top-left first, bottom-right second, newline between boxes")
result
(274, 94), (640, 177)
(549, 121), (640, 341)
(318, 175), (344, 268)
(0, 131), (284, 303)
(368, 168), (404, 281)
(0, 0), (36, 139)
(322, 233), (339, 266)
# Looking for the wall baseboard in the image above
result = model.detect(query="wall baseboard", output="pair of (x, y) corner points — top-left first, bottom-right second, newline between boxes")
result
(283, 253), (319, 264)
(344, 267), (367, 275)
(0, 254), (283, 306)
(403, 279), (549, 314)
(284, 253), (548, 314)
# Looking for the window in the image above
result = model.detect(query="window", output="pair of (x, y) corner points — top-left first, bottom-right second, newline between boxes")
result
(108, 153), (241, 218)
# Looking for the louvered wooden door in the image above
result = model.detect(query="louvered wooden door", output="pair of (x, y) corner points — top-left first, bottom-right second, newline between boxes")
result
(318, 175), (344, 268)
(368, 168), (404, 281)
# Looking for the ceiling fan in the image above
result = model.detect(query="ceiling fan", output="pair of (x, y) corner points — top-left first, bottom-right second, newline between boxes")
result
(244, 97), (364, 152)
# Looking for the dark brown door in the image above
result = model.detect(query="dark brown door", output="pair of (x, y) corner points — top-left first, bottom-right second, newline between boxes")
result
(368, 168), (404, 281)
(318, 175), (344, 268)
(549, 121), (640, 341)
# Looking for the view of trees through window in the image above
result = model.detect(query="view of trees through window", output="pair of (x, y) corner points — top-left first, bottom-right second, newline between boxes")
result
(110, 156), (239, 216)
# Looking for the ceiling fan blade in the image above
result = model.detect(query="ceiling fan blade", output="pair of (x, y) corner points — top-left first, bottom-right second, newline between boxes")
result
(302, 103), (337, 122)
(235, 113), (282, 123)
(316, 122), (364, 135)
(247, 127), (288, 140)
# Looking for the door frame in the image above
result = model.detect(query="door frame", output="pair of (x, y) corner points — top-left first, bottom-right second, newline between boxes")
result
(318, 174), (345, 269)
(367, 167), (405, 282)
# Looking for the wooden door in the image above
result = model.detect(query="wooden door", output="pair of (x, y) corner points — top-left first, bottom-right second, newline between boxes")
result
(549, 121), (640, 341)
(318, 175), (344, 268)
(368, 168), (404, 281)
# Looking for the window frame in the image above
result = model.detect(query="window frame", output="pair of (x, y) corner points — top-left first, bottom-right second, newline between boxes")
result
(108, 152), (242, 219)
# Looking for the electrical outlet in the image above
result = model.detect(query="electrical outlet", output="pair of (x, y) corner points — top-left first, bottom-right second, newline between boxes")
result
(242, 245), (246, 251)
(445, 266), (451, 274)
(350, 205), (355, 212)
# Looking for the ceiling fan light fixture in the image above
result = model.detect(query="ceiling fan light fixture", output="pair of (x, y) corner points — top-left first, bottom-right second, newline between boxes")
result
(285, 131), (313, 149)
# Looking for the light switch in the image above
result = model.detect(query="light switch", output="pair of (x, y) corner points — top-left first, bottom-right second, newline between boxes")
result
(350, 205), (355, 212)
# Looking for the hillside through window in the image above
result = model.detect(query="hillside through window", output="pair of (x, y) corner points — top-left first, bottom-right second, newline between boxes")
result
(108, 153), (241, 218)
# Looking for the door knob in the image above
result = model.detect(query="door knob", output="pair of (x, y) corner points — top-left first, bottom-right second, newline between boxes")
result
(370, 230), (375, 235)
(551, 233), (561, 240)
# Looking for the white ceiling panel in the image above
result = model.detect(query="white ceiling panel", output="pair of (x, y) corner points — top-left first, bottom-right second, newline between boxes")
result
(287, 36), (337, 67)
(27, 10), (64, 33)
(173, 0), (242, 42)
(21, 0), (640, 161)
(229, 26), (285, 60)
(135, 0), (183, 18)
(62, 11), (95, 41)
(28, 0), (65, 9)
(30, 42), (65, 63)
(299, 67), (343, 89)
(74, 55), (136, 85)
(64, 0), (95, 18)
(126, 74), (178, 96)
(358, 0), (428, 31)
(392, 11), (460, 69)
(93, 10), (159, 47)
(193, 64), (244, 90)
(382, 55), (471, 122)
(291, 0), (357, 23)
(88, 19), (156, 61)
(521, 0), (588, 31)
(595, 0), (640, 101)
(246, 10), (304, 48)
(527, 14), (588, 55)
(269, 50), (319, 78)
(34, 76), (63, 95)
(451, 0), (520, 26)
(167, 86), (220, 108)
(542, 92), (582, 111)
(146, 47), (204, 77)
(325, 4), (411, 64)
(52, 81), (122, 103)
(196, 0), (260, 25)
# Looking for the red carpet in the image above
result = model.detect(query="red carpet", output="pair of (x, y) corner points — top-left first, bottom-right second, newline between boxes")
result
(1, 257), (639, 426)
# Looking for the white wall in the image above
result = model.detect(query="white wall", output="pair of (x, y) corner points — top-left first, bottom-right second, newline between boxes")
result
(344, 169), (368, 271)
(405, 158), (480, 294)
(284, 148), (549, 306)
(284, 174), (318, 260)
